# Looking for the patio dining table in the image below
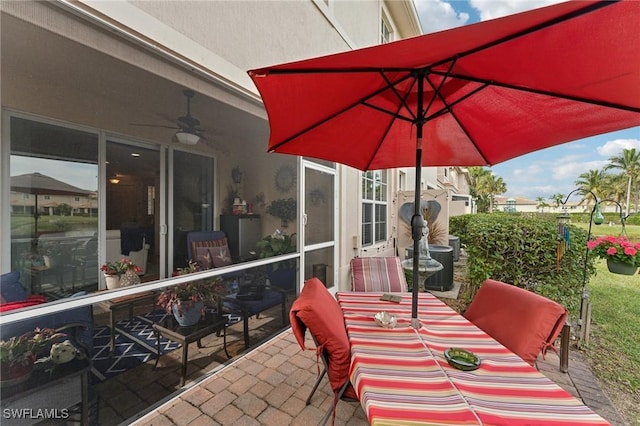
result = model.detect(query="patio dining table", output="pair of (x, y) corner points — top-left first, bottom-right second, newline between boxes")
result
(336, 292), (609, 426)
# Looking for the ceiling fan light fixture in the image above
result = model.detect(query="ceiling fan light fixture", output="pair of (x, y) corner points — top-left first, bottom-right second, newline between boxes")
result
(176, 131), (200, 145)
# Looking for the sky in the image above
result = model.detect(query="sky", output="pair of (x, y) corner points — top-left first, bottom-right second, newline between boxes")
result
(413, 0), (640, 201)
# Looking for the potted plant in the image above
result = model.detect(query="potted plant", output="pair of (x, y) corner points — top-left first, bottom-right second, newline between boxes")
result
(156, 261), (225, 326)
(0, 328), (66, 385)
(587, 235), (640, 275)
(255, 229), (297, 291)
(101, 258), (142, 289)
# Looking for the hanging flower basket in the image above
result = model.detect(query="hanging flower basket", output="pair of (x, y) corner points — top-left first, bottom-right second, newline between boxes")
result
(587, 236), (640, 275)
(606, 259), (638, 276)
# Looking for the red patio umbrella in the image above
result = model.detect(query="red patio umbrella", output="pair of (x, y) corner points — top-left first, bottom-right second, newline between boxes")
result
(248, 0), (640, 324)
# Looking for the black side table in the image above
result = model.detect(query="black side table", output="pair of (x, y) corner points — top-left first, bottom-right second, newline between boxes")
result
(152, 312), (229, 386)
(0, 358), (91, 426)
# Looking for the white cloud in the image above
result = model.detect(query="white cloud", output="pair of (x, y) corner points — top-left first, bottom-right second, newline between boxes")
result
(551, 160), (608, 181)
(512, 163), (542, 178)
(414, 0), (470, 33)
(596, 139), (640, 158)
(468, 0), (563, 21)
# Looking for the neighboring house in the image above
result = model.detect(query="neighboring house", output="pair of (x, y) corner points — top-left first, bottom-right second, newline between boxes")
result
(494, 196), (539, 213)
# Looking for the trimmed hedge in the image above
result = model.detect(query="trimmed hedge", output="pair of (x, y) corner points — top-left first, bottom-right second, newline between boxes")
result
(450, 213), (595, 315)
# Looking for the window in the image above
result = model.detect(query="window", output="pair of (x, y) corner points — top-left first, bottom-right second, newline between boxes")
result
(362, 171), (387, 246)
(381, 15), (392, 44)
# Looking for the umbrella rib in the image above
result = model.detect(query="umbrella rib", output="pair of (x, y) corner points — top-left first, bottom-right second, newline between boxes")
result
(363, 74), (419, 170)
(424, 76), (492, 164)
(379, 71), (418, 122)
(429, 71), (640, 113)
(421, 59), (458, 120)
(361, 102), (414, 123)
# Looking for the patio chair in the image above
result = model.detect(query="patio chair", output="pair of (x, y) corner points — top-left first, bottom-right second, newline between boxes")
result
(290, 277), (357, 425)
(223, 287), (287, 349)
(463, 279), (570, 370)
(350, 256), (408, 292)
(185, 230), (229, 268)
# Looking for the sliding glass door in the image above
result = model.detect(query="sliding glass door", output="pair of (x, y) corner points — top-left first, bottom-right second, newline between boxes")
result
(171, 149), (216, 271)
(9, 115), (99, 296)
(302, 160), (336, 291)
(105, 140), (160, 280)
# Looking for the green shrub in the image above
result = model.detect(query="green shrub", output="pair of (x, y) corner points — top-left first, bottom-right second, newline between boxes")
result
(626, 213), (640, 226)
(457, 213), (595, 315)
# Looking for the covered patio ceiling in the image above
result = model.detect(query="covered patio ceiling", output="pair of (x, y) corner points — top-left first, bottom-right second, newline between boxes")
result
(1, 8), (269, 160)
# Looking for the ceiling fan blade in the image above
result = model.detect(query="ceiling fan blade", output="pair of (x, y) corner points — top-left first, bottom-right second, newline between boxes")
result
(129, 122), (181, 130)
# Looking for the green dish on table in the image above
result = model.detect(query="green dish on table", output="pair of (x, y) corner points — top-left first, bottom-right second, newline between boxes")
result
(444, 348), (481, 371)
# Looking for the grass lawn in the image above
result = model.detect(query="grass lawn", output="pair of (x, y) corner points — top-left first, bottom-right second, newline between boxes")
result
(582, 259), (640, 425)
(577, 223), (640, 241)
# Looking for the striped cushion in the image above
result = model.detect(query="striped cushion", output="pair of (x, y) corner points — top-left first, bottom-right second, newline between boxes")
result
(190, 238), (228, 266)
(350, 257), (408, 292)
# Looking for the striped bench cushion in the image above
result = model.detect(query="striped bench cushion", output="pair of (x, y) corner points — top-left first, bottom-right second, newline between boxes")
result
(350, 257), (408, 292)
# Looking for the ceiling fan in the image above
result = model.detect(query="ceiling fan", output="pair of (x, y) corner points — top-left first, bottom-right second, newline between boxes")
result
(130, 89), (207, 145)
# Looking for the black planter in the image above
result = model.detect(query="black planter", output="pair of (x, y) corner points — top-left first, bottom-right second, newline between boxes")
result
(423, 245), (454, 291)
(448, 235), (460, 262)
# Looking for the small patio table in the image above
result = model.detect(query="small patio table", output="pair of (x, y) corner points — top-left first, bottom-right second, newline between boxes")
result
(337, 292), (609, 425)
(153, 312), (228, 386)
(97, 290), (157, 355)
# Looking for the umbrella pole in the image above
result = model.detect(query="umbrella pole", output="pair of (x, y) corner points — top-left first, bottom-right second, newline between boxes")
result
(411, 72), (425, 328)
(411, 144), (424, 328)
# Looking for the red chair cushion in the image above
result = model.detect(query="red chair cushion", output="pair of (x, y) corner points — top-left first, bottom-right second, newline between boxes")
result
(463, 279), (567, 365)
(350, 257), (408, 292)
(0, 295), (47, 313)
(290, 278), (353, 397)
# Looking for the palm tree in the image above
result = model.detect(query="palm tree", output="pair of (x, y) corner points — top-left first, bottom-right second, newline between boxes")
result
(536, 196), (548, 213)
(483, 174), (507, 213)
(468, 167), (492, 213)
(604, 148), (640, 216)
(551, 193), (565, 210)
(603, 173), (627, 206)
(574, 169), (608, 209)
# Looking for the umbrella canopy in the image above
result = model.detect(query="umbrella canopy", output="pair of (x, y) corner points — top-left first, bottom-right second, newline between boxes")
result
(247, 0), (640, 322)
(11, 172), (93, 196)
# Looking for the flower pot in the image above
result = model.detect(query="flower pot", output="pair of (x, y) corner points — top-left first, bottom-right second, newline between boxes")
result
(0, 354), (35, 387)
(172, 300), (204, 326)
(120, 269), (141, 287)
(104, 274), (121, 290)
(606, 259), (638, 276)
